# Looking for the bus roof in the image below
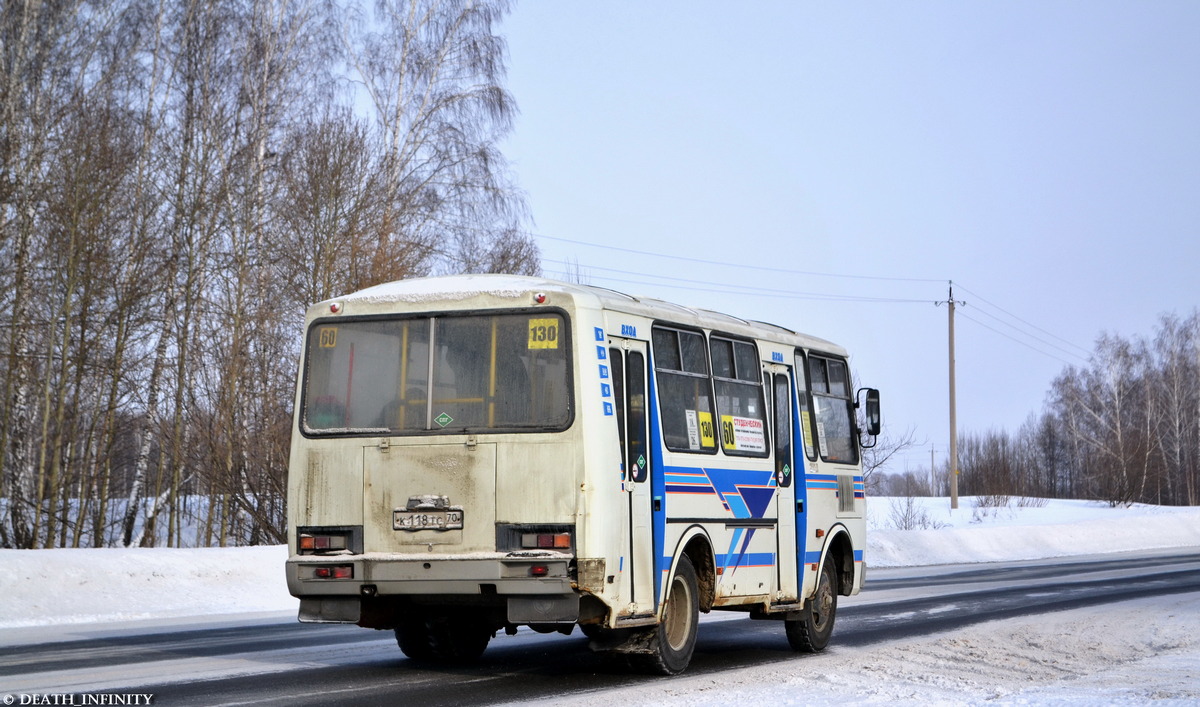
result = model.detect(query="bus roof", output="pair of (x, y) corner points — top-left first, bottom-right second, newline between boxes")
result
(323, 274), (846, 356)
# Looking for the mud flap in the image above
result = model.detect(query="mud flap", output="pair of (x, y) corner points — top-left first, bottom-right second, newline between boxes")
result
(299, 597), (361, 623)
(507, 595), (579, 623)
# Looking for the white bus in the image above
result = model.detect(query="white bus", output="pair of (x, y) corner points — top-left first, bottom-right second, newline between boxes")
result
(285, 274), (879, 674)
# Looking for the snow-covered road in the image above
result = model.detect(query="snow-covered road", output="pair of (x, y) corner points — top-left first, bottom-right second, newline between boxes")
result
(2, 497), (1199, 705)
(576, 591), (1200, 706)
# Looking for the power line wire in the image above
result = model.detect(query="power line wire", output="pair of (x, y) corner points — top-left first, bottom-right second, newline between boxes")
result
(544, 267), (929, 304)
(535, 232), (945, 284)
(954, 283), (1090, 355)
(534, 231), (1093, 363)
(957, 310), (1078, 366)
(955, 301), (1089, 362)
(543, 259), (934, 304)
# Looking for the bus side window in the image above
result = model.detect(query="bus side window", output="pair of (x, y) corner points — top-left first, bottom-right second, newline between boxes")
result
(627, 351), (648, 482)
(709, 336), (768, 458)
(773, 372), (793, 486)
(652, 327), (716, 454)
(611, 348), (627, 476)
(794, 351), (818, 461)
(809, 354), (858, 464)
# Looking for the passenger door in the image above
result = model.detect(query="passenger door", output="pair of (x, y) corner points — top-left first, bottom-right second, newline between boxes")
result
(610, 338), (654, 611)
(770, 367), (799, 602)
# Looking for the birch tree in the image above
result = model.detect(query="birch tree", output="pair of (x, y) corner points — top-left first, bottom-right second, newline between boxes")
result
(1, 0), (107, 547)
(1152, 312), (1199, 505)
(2, 0), (540, 548)
(340, 0), (536, 281)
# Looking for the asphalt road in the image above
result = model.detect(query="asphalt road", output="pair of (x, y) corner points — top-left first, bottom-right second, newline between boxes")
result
(4, 550), (1199, 706)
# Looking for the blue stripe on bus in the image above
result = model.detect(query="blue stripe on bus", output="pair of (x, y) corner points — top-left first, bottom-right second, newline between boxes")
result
(803, 549), (865, 564)
(664, 472), (709, 485)
(646, 349), (667, 607)
(665, 484), (715, 495)
(657, 464), (777, 518)
(724, 552), (775, 568)
(666, 552), (777, 571)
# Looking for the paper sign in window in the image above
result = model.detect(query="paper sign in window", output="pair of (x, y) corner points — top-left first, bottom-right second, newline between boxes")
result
(721, 414), (767, 453)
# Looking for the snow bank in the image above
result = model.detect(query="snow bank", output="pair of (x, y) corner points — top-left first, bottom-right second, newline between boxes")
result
(866, 496), (1200, 567)
(0, 545), (294, 628)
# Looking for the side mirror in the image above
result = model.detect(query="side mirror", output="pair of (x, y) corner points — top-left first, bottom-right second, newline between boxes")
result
(857, 387), (881, 438)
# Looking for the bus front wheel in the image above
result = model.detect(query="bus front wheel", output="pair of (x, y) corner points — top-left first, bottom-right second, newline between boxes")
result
(786, 556), (838, 652)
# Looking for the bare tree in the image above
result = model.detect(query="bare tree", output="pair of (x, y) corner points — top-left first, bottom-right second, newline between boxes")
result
(340, 0), (536, 279)
(276, 111), (384, 306)
(1049, 335), (1160, 506)
(1, 0), (131, 547)
(1152, 312), (1199, 505)
(1, 0), (539, 548)
(948, 311), (1200, 508)
(859, 425), (918, 494)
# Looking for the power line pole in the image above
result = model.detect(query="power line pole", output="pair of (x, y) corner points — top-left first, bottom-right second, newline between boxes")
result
(930, 444), (936, 492)
(938, 283), (963, 510)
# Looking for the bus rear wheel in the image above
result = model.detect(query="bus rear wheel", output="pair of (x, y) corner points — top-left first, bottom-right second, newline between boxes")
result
(786, 556), (838, 652)
(632, 555), (699, 675)
(395, 612), (491, 663)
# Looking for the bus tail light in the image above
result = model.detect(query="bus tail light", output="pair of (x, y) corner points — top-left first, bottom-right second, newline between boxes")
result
(312, 565), (353, 579)
(299, 532), (348, 553)
(530, 564), (550, 577)
(296, 526), (362, 555)
(498, 524), (574, 553)
(521, 532), (571, 549)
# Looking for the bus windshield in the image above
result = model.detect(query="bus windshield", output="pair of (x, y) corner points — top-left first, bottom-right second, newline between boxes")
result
(301, 312), (571, 435)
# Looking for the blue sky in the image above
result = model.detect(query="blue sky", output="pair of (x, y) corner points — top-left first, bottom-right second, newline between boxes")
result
(498, 2), (1200, 473)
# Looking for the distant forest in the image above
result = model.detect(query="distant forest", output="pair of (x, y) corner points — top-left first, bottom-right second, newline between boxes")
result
(878, 311), (1200, 507)
(0, 0), (537, 549)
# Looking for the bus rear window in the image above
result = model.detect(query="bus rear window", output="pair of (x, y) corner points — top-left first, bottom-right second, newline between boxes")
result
(302, 312), (571, 435)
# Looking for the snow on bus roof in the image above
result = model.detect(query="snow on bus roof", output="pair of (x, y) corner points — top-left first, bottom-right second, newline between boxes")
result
(329, 275), (841, 351)
(335, 274), (661, 309)
(338, 274), (553, 304)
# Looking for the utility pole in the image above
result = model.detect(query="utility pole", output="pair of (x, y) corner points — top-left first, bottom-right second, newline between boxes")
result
(930, 444), (936, 493)
(938, 283), (963, 510)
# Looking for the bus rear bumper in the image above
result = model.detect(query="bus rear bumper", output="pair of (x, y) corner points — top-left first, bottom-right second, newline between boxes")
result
(286, 553), (579, 625)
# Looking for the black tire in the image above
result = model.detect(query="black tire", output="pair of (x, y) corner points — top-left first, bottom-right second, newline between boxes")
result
(786, 556), (838, 652)
(395, 615), (436, 661)
(395, 613), (491, 663)
(632, 555), (699, 675)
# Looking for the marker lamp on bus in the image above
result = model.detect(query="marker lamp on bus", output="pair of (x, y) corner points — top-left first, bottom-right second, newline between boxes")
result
(312, 565), (353, 579)
(299, 532), (348, 553)
(521, 532), (571, 549)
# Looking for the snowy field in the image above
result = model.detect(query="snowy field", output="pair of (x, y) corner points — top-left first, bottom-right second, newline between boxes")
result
(3, 497), (1199, 704)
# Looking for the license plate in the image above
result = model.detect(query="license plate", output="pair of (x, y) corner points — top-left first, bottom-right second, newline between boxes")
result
(394, 509), (464, 531)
